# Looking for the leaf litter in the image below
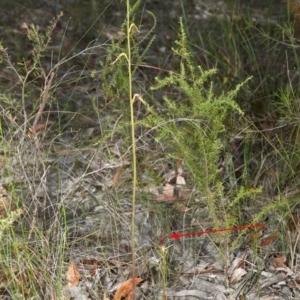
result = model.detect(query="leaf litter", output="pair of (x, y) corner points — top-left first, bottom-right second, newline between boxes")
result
(113, 278), (143, 300)
(1, 1), (300, 299)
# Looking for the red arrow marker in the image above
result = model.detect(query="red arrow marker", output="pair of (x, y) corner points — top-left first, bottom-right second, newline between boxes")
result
(169, 223), (265, 240)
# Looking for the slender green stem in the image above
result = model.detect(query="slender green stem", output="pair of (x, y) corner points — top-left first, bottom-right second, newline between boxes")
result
(126, 0), (137, 297)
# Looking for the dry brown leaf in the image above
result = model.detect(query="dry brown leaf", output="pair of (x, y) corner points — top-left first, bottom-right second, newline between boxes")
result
(155, 183), (177, 202)
(155, 183), (193, 203)
(176, 160), (186, 185)
(288, 210), (300, 231)
(176, 175), (186, 185)
(155, 194), (177, 202)
(248, 229), (264, 243)
(230, 255), (247, 272)
(29, 120), (53, 136)
(161, 183), (174, 197)
(113, 278), (143, 300)
(0, 186), (9, 198)
(260, 121), (274, 132)
(176, 160), (182, 173)
(230, 267), (247, 285)
(259, 233), (279, 247)
(80, 258), (101, 266)
(295, 277), (300, 285)
(176, 159), (184, 175)
(89, 261), (98, 276)
(66, 260), (80, 287)
(79, 258), (101, 276)
(0, 197), (9, 218)
(0, 186), (10, 217)
(108, 166), (122, 188)
(273, 255), (286, 268)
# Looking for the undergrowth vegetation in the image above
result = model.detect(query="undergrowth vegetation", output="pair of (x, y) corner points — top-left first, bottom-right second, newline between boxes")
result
(1, 0), (300, 299)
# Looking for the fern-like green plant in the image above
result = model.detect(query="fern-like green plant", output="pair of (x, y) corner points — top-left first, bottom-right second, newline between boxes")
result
(144, 18), (251, 228)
